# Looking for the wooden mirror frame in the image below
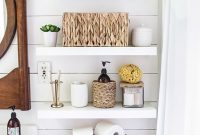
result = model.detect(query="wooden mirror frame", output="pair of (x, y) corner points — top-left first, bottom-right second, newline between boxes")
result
(0, 0), (30, 110)
(0, 0), (16, 58)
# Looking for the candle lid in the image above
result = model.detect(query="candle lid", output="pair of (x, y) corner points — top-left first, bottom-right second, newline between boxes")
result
(120, 81), (144, 88)
(135, 24), (152, 31)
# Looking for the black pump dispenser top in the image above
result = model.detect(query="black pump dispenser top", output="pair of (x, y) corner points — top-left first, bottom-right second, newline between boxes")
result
(101, 61), (110, 74)
(98, 61), (111, 83)
(9, 106), (16, 118)
(102, 61), (109, 67)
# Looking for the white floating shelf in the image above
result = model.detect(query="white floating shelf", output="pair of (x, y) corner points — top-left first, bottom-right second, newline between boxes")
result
(36, 47), (157, 56)
(37, 102), (157, 119)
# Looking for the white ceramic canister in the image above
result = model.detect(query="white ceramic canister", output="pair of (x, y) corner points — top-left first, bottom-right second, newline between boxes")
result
(71, 81), (88, 107)
(132, 26), (152, 47)
(43, 32), (58, 47)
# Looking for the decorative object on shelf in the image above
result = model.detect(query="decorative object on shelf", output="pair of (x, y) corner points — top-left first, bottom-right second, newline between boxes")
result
(98, 61), (111, 83)
(62, 12), (128, 47)
(92, 61), (116, 108)
(119, 64), (143, 84)
(92, 81), (116, 108)
(132, 25), (152, 47)
(72, 126), (93, 135)
(95, 121), (125, 135)
(40, 24), (60, 47)
(50, 71), (64, 108)
(71, 81), (88, 107)
(120, 81), (144, 108)
(7, 106), (21, 135)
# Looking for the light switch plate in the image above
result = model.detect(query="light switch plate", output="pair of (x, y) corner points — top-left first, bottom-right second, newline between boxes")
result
(37, 61), (51, 83)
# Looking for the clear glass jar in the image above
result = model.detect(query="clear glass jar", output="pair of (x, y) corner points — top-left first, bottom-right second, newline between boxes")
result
(120, 81), (144, 108)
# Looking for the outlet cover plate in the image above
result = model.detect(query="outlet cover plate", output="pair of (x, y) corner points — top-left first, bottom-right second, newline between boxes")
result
(37, 61), (51, 83)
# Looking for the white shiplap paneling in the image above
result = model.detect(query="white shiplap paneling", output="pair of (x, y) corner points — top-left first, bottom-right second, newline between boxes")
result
(0, 105), (38, 124)
(38, 129), (156, 135)
(0, 125), (38, 135)
(28, 46), (158, 74)
(27, 0), (158, 16)
(0, 45), (158, 74)
(20, 16), (158, 46)
(0, 0), (159, 134)
(30, 74), (158, 102)
(11, 15), (159, 46)
(38, 119), (157, 130)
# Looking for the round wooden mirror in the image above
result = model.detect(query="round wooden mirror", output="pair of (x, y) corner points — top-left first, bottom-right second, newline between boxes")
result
(0, 0), (16, 59)
(0, 0), (30, 110)
(0, 1), (7, 42)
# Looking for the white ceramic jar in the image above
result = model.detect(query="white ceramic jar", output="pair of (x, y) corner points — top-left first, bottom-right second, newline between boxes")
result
(71, 81), (88, 107)
(132, 26), (152, 47)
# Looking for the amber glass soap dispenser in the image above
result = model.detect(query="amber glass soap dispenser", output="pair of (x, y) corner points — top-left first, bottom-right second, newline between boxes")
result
(7, 106), (21, 135)
(98, 61), (111, 83)
(92, 61), (116, 108)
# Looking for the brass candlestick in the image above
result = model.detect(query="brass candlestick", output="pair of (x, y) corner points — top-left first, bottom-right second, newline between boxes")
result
(50, 79), (64, 108)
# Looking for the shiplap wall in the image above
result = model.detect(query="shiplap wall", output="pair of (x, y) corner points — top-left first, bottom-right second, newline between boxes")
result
(0, 0), (159, 134)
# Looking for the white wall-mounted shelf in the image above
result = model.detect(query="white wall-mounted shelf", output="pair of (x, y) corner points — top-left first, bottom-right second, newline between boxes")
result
(37, 102), (157, 119)
(36, 47), (157, 56)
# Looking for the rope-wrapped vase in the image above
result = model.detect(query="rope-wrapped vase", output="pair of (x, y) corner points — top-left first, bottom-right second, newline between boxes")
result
(92, 81), (116, 108)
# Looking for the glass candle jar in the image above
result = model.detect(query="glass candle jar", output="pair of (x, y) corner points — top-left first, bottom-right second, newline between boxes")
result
(120, 81), (144, 108)
(132, 26), (152, 47)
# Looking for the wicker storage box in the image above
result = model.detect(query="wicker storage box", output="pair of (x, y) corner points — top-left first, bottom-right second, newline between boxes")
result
(62, 12), (129, 47)
(92, 81), (116, 108)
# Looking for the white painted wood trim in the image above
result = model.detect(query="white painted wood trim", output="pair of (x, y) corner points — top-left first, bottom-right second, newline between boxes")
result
(38, 129), (156, 135)
(36, 47), (157, 56)
(30, 74), (158, 102)
(38, 102), (157, 119)
(27, 0), (158, 16)
(37, 119), (157, 129)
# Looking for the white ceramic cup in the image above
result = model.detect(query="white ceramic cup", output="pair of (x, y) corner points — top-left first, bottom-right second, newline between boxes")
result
(132, 27), (152, 47)
(71, 81), (88, 107)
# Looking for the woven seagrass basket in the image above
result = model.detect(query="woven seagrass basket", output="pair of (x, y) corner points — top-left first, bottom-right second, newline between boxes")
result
(92, 80), (116, 108)
(62, 12), (129, 47)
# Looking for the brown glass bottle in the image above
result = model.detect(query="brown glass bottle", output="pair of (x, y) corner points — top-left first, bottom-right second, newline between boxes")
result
(7, 106), (21, 135)
(98, 61), (111, 83)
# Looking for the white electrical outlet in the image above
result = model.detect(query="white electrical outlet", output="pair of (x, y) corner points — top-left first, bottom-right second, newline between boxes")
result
(37, 61), (51, 83)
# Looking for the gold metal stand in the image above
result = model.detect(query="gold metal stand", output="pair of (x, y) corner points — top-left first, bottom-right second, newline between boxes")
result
(50, 79), (64, 108)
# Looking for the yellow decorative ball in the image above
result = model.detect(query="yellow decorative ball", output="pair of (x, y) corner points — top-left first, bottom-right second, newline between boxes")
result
(119, 64), (143, 83)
